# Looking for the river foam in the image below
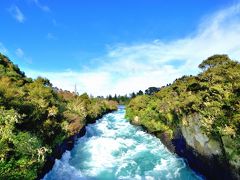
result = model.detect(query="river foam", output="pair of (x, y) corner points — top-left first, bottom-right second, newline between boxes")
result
(43, 107), (203, 180)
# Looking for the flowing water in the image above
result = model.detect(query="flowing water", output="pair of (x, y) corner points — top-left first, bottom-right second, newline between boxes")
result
(43, 106), (203, 180)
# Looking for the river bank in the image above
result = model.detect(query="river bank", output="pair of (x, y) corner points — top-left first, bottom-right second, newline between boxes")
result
(125, 56), (240, 179)
(38, 109), (116, 179)
(42, 106), (203, 179)
(131, 118), (234, 180)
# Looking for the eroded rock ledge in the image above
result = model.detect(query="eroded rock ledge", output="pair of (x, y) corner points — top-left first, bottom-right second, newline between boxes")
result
(131, 114), (239, 180)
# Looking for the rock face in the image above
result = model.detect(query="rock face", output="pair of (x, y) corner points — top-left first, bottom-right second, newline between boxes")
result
(132, 115), (238, 179)
(181, 113), (222, 156)
(163, 113), (238, 180)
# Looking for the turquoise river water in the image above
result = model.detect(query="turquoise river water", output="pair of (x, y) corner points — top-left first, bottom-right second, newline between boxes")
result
(43, 106), (203, 180)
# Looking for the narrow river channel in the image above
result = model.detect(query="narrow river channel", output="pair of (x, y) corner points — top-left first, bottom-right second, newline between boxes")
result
(43, 106), (203, 180)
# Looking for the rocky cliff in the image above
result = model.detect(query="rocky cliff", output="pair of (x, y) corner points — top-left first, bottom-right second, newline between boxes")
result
(126, 55), (240, 179)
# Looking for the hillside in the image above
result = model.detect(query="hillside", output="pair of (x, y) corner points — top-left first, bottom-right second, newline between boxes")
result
(126, 55), (240, 179)
(0, 53), (118, 179)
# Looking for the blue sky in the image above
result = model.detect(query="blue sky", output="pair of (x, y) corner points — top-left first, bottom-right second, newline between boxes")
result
(1, 0), (240, 96)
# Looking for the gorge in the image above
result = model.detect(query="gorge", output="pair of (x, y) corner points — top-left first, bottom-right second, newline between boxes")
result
(1, 54), (239, 179)
(43, 106), (203, 180)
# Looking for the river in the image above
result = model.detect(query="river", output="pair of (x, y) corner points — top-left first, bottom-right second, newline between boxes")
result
(43, 106), (203, 180)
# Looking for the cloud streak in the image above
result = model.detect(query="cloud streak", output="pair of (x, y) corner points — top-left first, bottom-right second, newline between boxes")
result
(25, 3), (240, 96)
(15, 48), (32, 64)
(15, 48), (24, 58)
(0, 43), (8, 54)
(32, 0), (50, 12)
(8, 5), (25, 23)
(46, 33), (57, 40)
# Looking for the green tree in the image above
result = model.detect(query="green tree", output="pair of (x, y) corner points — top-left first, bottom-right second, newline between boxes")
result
(198, 54), (231, 70)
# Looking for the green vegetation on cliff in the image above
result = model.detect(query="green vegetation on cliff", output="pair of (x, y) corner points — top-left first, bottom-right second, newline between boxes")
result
(0, 53), (118, 179)
(126, 55), (240, 175)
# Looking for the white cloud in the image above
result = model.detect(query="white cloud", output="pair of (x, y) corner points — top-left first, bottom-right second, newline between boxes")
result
(24, 3), (240, 96)
(52, 19), (58, 26)
(0, 43), (8, 54)
(15, 48), (32, 64)
(46, 33), (57, 40)
(8, 5), (25, 23)
(26, 70), (111, 96)
(15, 48), (24, 58)
(31, 0), (50, 12)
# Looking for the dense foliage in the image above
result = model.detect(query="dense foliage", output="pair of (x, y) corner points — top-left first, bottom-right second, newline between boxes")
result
(0, 53), (118, 179)
(107, 94), (131, 105)
(126, 55), (240, 171)
(106, 87), (160, 105)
